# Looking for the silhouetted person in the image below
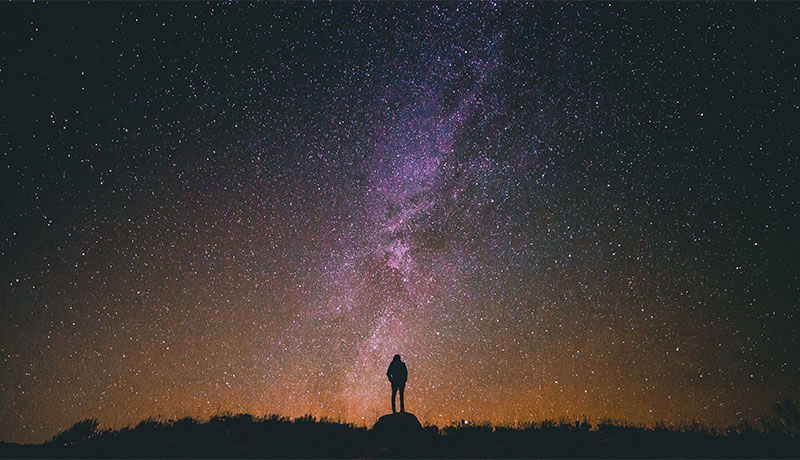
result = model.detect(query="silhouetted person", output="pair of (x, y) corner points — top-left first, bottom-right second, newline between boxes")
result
(386, 354), (408, 413)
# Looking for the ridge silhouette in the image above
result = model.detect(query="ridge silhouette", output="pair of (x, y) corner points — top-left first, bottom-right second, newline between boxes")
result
(5, 411), (799, 458)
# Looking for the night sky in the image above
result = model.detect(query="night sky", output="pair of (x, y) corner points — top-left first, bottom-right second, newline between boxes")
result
(2, 2), (799, 445)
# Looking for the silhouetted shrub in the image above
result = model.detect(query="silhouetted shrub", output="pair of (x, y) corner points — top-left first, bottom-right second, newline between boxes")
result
(49, 418), (99, 446)
(762, 400), (800, 436)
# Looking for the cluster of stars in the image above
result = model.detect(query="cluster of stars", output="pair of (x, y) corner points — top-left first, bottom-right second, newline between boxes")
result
(1, 2), (798, 444)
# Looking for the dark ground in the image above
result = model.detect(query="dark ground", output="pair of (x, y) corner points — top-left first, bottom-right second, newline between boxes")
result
(1, 412), (799, 458)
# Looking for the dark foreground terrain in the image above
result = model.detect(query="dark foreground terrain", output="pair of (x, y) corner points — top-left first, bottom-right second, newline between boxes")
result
(1, 412), (798, 458)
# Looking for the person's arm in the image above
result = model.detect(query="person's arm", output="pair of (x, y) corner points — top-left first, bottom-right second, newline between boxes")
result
(386, 365), (392, 382)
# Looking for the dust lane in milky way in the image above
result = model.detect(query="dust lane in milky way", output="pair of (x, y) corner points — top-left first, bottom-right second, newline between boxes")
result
(1, 2), (798, 444)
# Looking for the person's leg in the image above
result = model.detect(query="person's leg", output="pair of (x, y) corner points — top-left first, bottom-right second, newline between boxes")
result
(399, 382), (405, 413)
(391, 383), (398, 413)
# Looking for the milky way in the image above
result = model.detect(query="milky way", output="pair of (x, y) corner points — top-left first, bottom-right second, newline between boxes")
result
(1, 3), (798, 443)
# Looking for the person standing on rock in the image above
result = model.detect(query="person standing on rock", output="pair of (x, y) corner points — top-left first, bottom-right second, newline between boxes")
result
(386, 354), (408, 413)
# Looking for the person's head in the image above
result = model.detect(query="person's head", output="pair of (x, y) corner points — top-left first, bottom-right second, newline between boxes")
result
(393, 354), (401, 361)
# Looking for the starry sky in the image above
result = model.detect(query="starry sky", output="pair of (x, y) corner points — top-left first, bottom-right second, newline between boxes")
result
(2, 2), (799, 444)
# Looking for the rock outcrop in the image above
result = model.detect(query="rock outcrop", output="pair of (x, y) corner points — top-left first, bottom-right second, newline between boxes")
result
(367, 412), (426, 457)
